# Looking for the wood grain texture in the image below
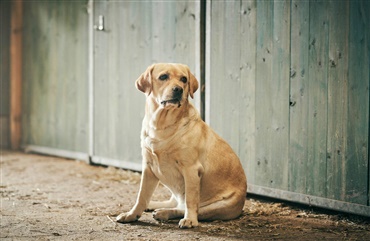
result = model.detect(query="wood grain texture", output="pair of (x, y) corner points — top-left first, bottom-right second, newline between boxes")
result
(289, 0), (310, 194)
(345, 0), (369, 205)
(208, 0), (241, 152)
(254, 0), (290, 189)
(207, 0), (369, 206)
(22, 1), (89, 152)
(0, 1), (11, 148)
(306, 0), (329, 197)
(326, 0), (350, 203)
(240, 0), (257, 182)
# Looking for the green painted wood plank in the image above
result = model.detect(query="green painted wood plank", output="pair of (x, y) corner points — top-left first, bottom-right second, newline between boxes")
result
(22, 1), (89, 153)
(22, 1), (92, 154)
(364, 0), (370, 207)
(0, 1), (10, 117)
(288, 0), (310, 194)
(207, 1), (225, 131)
(0, 1), (11, 148)
(221, 1), (241, 153)
(255, 0), (290, 189)
(240, 0), (257, 183)
(92, 1), (108, 157)
(345, 0), (369, 205)
(326, 0), (350, 202)
(208, 0), (241, 154)
(271, 0), (290, 189)
(306, 0), (329, 197)
(255, 0), (274, 188)
(93, 2), (145, 161)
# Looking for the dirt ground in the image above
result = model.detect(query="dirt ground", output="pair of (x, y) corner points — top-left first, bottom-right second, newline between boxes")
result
(1, 151), (369, 240)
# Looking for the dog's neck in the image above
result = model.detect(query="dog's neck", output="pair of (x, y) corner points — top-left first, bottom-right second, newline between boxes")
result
(142, 98), (200, 153)
(145, 98), (190, 131)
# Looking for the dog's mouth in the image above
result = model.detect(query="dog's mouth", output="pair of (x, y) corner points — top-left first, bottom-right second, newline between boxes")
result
(160, 98), (182, 108)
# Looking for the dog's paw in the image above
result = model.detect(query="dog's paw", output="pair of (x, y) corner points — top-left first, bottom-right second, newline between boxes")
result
(152, 209), (170, 221)
(116, 212), (140, 223)
(178, 218), (198, 229)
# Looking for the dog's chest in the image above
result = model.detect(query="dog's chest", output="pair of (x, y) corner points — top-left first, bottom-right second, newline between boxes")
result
(149, 150), (185, 193)
(143, 135), (185, 192)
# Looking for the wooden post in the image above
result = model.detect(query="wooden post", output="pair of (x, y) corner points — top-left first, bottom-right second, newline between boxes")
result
(10, 0), (23, 150)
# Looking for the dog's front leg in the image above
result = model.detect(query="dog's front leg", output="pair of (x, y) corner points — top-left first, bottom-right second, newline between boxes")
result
(179, 163), (204, 228)
(116, 166), (158, 223)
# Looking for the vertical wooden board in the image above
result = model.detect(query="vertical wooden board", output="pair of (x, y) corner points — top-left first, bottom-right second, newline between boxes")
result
(173, 1), (197, 68)
(326, 1), (350, 202)
(174, 1), (200, 109)
(149, 1), (198, 67)
(221, 1), (241, 153)
(345, 0), (369, 205)
(46, 2), (58, 147)
(365, 0), (370, 207)
(0, 1), (11, 148)
(93, 1), (145, 162)
(255, 0), (290, 189)
(10, 0), (23, 150)
(240, 0), (257, 182)
(116, 1), (149, 162)
(53, 1), (89, 152)
(54, 2), (78, 151)
(271, 0), (290, 189)
(255, 0), (273, 187)
(109, 3), (130, 158)
(207, 0), (224, 127)
(123, 2), (152, 162)
(208, 0), (241, 154)
(289, 0), (310, 194)
(151, 2), (176, 62)
(1, 1), (10, 116)
(207, 0), (224, 130)
(22, 1), (89, 152)
(22, 2), (50, 147)
(93, 1), (109, 157)
(306, 0), (329, 197)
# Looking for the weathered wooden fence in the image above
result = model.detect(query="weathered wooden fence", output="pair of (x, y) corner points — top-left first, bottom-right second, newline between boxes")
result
(22, 1), (89, 159)
(206, 0), (369, 214)
(3, 0), (369, 215)
(0, 1), (11, 149)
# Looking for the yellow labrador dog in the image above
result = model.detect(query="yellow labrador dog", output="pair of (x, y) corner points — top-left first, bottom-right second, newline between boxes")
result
(116, 63), (247, 228)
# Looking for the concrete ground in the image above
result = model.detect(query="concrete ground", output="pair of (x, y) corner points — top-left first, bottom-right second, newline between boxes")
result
(1, 151), (369, 240)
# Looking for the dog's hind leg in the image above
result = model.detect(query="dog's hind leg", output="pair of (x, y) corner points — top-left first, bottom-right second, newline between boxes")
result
(198, 193), (245, 221)
(152, 196), (245, 228)
(146, 194), (178, 211)
(152, 207), (185, 221)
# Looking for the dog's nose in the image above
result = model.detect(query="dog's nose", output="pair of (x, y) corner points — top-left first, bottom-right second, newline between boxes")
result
(172, 86), (183, 95)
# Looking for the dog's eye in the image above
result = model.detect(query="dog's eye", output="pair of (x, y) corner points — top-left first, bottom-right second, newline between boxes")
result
(180, 76), (187, 83)
(159, 74), (168, 81)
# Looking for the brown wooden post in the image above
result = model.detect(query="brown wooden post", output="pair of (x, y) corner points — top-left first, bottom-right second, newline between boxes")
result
(10, 0), (23, 150)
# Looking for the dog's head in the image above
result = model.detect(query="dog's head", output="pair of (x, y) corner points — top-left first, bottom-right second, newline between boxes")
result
(136, 63), (199, 108)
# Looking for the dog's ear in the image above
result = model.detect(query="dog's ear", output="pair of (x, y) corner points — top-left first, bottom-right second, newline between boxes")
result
(136, 64), (155, 95)
(188, 69), (199, 99)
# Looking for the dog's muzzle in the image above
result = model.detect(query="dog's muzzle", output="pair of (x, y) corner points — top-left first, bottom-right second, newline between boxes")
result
(160, 86), (183, 107)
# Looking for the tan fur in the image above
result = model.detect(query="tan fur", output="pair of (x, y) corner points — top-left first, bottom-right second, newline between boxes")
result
(116, 63), (247, 228)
